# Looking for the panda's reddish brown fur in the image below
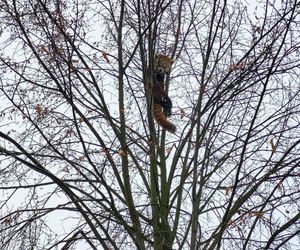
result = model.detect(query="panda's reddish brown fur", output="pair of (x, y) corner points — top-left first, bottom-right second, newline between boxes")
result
(153, 103), (176, 133)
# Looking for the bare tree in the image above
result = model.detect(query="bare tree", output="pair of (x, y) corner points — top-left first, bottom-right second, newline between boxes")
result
(0, 0), (300, 249)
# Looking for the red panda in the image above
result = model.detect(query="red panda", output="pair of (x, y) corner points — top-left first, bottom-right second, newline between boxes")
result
(152, 54), (176, 133)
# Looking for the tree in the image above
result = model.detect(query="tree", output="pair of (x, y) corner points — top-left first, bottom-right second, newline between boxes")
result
(1, 0), (300, 249)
